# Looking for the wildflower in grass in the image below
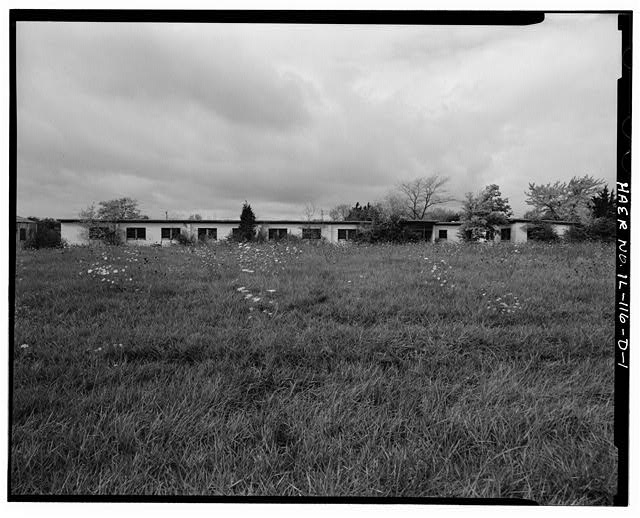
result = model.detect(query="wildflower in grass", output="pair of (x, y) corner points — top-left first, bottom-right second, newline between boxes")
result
(267, 289), (276, 293)
(252, 297), (261, 302)
(20, 344), (29, 349)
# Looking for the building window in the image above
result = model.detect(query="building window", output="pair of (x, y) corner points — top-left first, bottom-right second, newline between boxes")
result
(19, 228), (26, 241)
(161, 227), (181, 240)
(302, 228), (321, 240)
(501, 228), (511, 241)
(268, 228), (288, 240)
(198, 228), (217, 240)
(438, 229), (448, 240)
(337, 229), (357, 240)
(126, 227), (146, 240)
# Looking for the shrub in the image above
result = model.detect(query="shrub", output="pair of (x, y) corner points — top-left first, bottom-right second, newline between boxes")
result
(586, 217), (616, 242)
(526, 223), (559, 242)
(354, 217), (411, 243)
(175, 232), (195, 246)
(565, 224), (590, 242)
(255, 227), (268, 243)
(24, 225), (62, 249)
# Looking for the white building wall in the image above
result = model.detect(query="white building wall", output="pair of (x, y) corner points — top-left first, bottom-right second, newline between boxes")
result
(258, 223), (306, 240)
(257, 222), (362, 243)
(118, 222), (241, 245)
(188, 223), (237, 241)
(551, 223), (571, 237)
(61, 221), (376, 246)
(433, 225), (462, 243)
(61, 222), (87, 245)
(510, 223), (528, 243)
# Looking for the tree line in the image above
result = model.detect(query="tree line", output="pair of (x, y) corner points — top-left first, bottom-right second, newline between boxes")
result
(328, 174), (616, 242)
(23, 175), (617, 248)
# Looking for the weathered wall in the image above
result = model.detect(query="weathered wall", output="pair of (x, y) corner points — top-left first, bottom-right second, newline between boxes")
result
(510, 223), (528, 243)
(60, 221), (366, 245)
(16, 221), (37, 249)
(61, 222), (87, 246)
(551, 223), (572, 237)
(432, 224), (462, 243)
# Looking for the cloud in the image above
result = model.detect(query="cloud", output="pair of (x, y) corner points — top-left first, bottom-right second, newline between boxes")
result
(16, 16), (619, 219)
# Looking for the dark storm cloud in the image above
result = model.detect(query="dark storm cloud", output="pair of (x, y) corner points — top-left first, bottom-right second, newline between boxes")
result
(16, 16), (619, 220)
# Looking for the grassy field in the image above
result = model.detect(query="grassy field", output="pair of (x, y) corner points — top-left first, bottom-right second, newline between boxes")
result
(11, 240), (616, 503)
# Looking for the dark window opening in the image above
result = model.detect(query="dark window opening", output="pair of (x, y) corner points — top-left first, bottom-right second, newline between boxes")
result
(198, 228), (217, 240)
(501, 228), (511, 241)
(438, 229), (448, 240)
(161, 227), (181, 239)
(19, 228), (26, 241)
(337, 229), (357, 240)
(302, 228), (321, 240)
(126, 227), (146, 240)
(268, 228), (288, 240)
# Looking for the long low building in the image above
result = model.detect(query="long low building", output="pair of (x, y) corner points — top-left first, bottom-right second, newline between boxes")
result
(395, 219), (574, 243)
(58, 218), (575, 246)
(59, 219), (370, 246)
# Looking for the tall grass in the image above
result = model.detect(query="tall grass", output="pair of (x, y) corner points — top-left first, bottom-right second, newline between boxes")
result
(11, 241), (616, 502)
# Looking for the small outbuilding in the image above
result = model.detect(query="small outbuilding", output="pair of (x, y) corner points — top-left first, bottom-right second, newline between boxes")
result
(16, 216), (37, 249)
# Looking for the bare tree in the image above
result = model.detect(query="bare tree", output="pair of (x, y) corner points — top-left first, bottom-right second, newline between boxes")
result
(397, 175), (453, 219)
(303, 203), (317, 223)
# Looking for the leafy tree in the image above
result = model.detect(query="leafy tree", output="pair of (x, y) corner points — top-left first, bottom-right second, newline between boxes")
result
(342, 202), (382, 222)
(459, 184), (513, 241)
(238, 201), (257, 241)
(79, 198), (147, 245)
(94, 197), (147, 220)
(590, 186), (616, 219)
(525, 175), (605, 222)
(188, 214), (203, 221)
(354, 212), (406, 243)
(397, 175), (453, 220)
(585, 186), (616, 241)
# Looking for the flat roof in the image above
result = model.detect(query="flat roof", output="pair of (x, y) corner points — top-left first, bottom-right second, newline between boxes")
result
(57, 218), (372, 225)
(57, 218), (577, 225)
(510, 219), (576, 225)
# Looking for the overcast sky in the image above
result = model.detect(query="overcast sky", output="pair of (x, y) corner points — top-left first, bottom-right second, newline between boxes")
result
(16, 14), (620, 220)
